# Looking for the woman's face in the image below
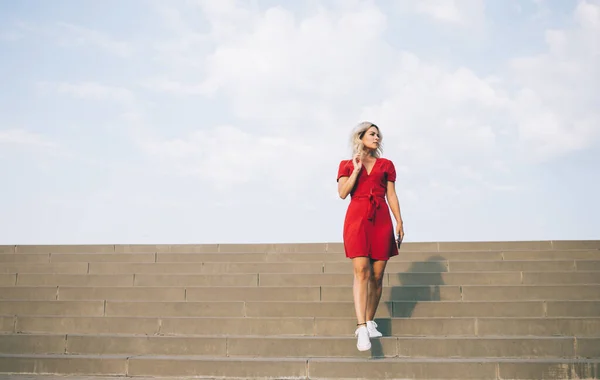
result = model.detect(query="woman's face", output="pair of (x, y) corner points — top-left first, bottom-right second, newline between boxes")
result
(361, 126), (380, 151)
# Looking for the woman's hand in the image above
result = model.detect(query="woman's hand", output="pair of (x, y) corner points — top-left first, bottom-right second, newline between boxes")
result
(396, 222), (404, 246)
(352, 153), (362, 172)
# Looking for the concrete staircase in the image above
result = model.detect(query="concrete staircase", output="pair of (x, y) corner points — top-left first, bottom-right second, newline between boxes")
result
(0, 241), (599, 379)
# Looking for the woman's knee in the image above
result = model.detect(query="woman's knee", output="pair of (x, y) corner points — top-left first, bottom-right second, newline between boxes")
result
(370, 260), (387, 286)
(370, 271), (385, 286)
(353, 265), (371, 281)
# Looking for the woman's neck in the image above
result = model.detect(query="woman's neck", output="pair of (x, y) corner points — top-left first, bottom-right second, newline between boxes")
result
(361, 150), (375, 159)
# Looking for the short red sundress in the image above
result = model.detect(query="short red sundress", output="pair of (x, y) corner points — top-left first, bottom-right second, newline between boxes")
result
(337, 157), (399, 261)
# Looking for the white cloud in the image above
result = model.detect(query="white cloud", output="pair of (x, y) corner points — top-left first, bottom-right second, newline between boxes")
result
(508, 0), (600, 162)
(398, 0), (486, 28)
(192, 0), (257, 39)
(360, 51), (509, 176)
(0, 129), (57, 148)
(576, 0), (600, 29)
(8, 20), (133, 57)
(38, 81), (135, 104)
(140, 78), (208, 96)
(55, 22), (132, 57)
(133, 122), (317, 194)
(174, 2), (391, 125)
(0, 31), (22, 42)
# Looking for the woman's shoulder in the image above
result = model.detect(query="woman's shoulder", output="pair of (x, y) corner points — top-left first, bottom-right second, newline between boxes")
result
(378, 157), (396, 170)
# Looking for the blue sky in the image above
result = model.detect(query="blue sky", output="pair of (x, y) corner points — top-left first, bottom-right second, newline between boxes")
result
(1, 0), (599, 244)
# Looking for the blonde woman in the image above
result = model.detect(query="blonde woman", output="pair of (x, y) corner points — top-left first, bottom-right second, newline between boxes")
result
(336, 122), (404, 351)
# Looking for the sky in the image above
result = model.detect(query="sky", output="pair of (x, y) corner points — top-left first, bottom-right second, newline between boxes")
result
(0, 0), (599, 245)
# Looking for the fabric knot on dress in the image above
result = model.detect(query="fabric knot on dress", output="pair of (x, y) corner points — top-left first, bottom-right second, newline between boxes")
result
(353, 191), (385, 222)
(367, 192), (382, 221)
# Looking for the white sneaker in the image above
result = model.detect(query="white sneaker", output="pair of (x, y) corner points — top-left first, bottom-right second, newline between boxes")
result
(366, 320), (383, 338)
(355, 324), (371, 351)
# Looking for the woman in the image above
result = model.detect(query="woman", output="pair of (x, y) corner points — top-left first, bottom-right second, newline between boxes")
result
(336, 121), (404, 351)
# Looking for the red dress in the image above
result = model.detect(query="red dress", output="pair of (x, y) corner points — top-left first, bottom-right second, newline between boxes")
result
(337, 158), (399, 261)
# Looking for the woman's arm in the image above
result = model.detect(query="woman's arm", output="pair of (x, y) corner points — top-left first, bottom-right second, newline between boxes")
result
(386, 181), (404, 234)
(338, 168), (360, 199)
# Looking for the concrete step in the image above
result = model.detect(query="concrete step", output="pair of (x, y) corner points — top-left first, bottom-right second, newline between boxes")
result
(9, 243), (337, 254)
(9, 274), (258, 287)
(0, 254), (51, 263)
(157, 250), (600, 262)
(0, 253), (155, 263)
(0, 286), (320, 302)
(50, 253), (156, 263)
(3, 259), (600, 275)
(3, 300), (599, 318)
(0, 287), (59, 300)
(255, 272), (600, 286)
(521, 271), (600, 284)
(0, 300), (106, 316)
(0, 274), (16, 286)
(328, 260), (600, 272)
(4, 250), (600, 264)
(86, 262), (326, 274)
(231, 300), (596, 318)
(314, 317), (600, 337)
(303, 357), (600, 380)
(5, 316), (600, 337)
(0, 255), (600, 274)
(2, 333), (599, 358)
(4, 260), (600, 273)
(6, 240), (600, 253)
(0, 263), (89, 274)
(0, 375), (236, 380)
(0, 316), (12, 332)
(2, 284), (600, 302)
(320, 285), (600, 302)
(3, 269), (600, 286)
(0, 354), (598, 379)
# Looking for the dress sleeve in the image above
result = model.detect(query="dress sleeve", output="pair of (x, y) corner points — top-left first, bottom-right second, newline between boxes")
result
(386, 159), (397, 182)
(337, 160), (351, 181)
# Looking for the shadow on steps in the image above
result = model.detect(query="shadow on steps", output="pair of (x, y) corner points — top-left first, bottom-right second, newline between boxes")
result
(370, 255), (447, 359)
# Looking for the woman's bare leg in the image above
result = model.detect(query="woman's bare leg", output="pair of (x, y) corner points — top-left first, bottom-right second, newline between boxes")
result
(366, 259), (387, 321)
(352, 257), (371, 324)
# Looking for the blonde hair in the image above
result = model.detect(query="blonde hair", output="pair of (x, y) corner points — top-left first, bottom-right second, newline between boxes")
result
(350, 121), (383, 158)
